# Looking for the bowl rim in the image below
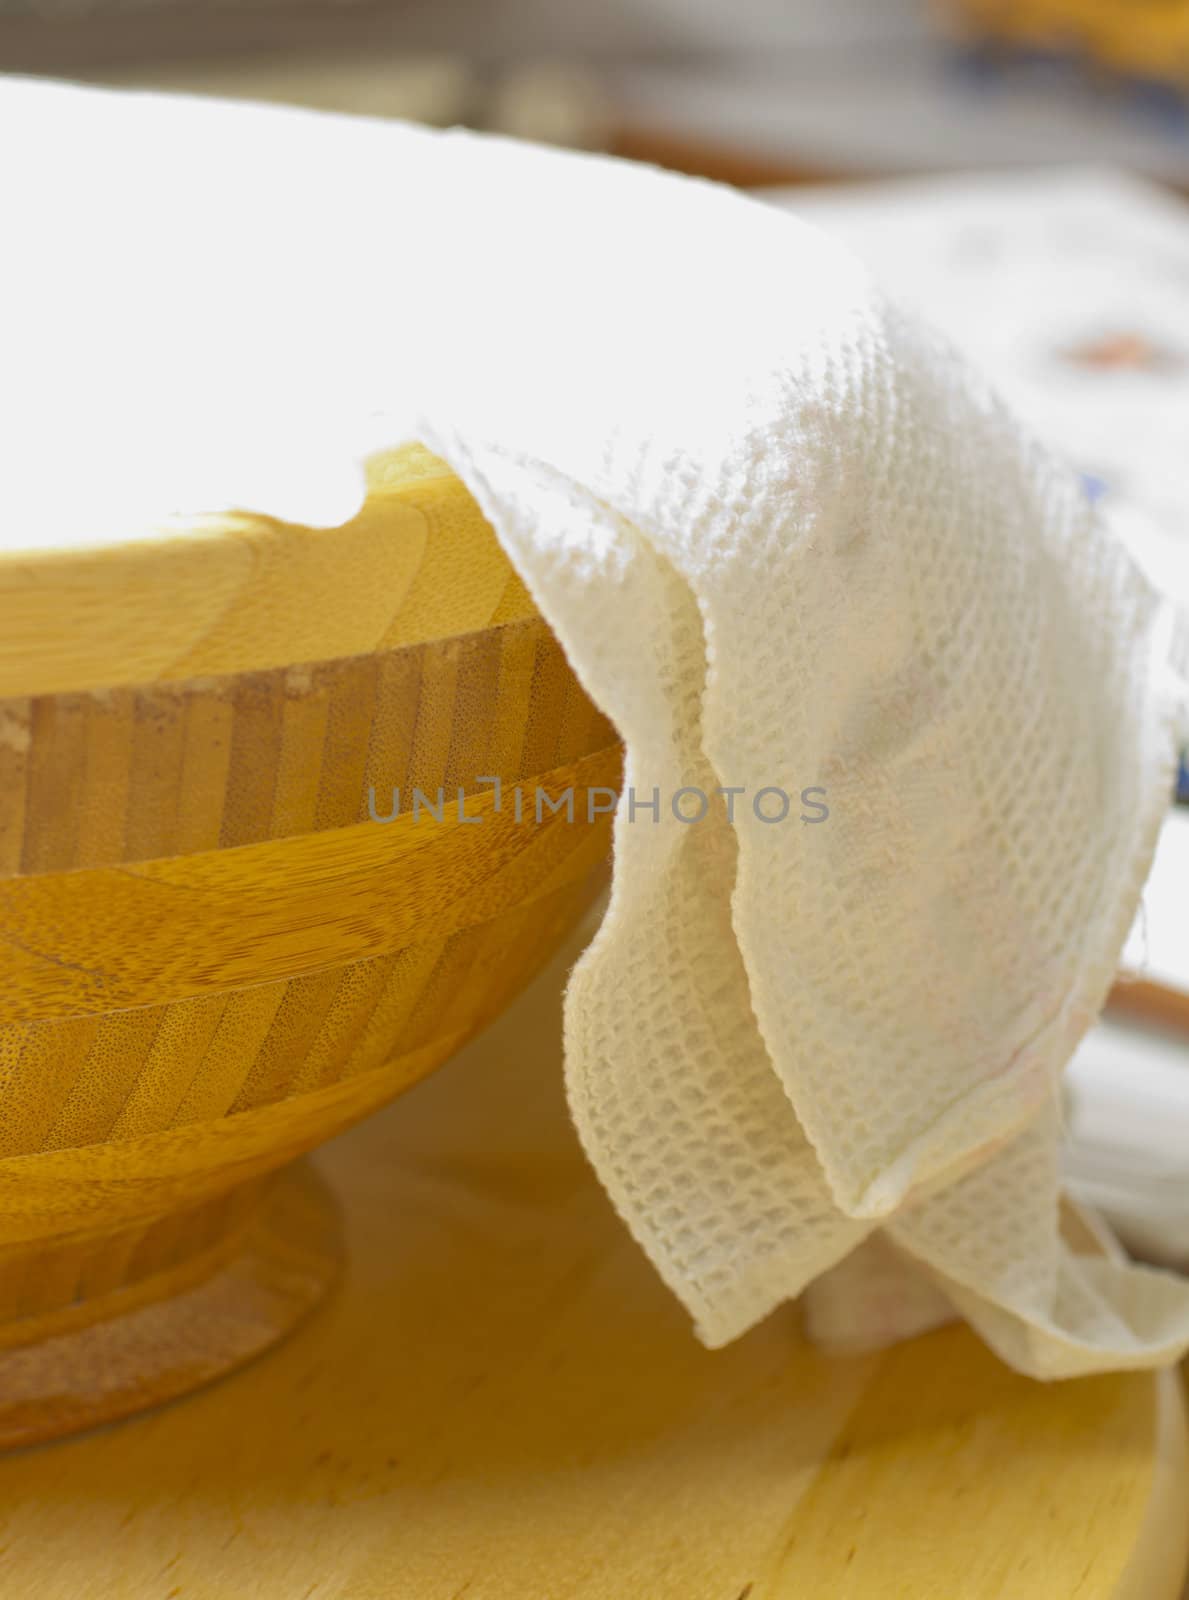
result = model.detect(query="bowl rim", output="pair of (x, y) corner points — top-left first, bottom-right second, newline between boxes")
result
(0, 447), (537, 699)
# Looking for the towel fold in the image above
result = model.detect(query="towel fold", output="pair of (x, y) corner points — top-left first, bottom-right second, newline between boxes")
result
(6, 77), (1189, 1376)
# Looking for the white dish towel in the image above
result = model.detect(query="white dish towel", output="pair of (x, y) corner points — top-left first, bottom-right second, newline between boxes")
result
(6, 78), (1189, 1378)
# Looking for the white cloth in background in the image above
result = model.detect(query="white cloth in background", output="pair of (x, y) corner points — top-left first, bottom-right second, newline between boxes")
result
(5, 78), (1189, 1377)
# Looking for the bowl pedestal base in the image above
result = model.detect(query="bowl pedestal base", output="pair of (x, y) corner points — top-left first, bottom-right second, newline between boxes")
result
(0, 1160), (340, 1453)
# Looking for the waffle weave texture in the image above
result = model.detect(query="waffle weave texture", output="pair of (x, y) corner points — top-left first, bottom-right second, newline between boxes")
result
(9, 79), (1189, 1377)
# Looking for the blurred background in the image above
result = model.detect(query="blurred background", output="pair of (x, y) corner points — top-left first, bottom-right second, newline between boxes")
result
(4, 0), (1189, 1257)
(2, 0), (1189, 183)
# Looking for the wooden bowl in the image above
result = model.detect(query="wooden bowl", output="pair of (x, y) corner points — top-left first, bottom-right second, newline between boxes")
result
(0, 444), (620, 1450)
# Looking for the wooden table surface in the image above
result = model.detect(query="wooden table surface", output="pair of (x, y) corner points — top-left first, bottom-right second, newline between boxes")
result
(0, 922), (1185, 1599)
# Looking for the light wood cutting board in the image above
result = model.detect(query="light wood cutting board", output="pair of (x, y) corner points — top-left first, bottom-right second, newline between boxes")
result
(0, 922), (1184, 1600)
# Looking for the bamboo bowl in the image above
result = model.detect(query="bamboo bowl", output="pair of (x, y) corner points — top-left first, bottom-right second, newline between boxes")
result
(0, 444), (620, 1450)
